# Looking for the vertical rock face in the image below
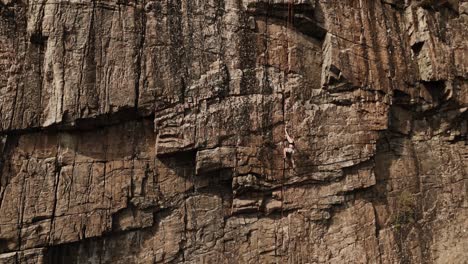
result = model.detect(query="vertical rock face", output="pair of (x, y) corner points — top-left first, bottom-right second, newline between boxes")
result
(0, 0), (466, 263)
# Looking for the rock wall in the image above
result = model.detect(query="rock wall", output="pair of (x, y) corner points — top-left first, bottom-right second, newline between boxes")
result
(0, 0), (467, 263)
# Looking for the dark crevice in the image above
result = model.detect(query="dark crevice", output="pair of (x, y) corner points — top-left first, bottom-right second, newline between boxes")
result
(418, 0), (459, 17)
(449, 133), (467, 144)
(411, 41), (424, 57)
(29, 32), (47, 45)
(246, 2), (326, 40)
(0, 109), (155, 137)
(381, 0), (405, 10)
(156, 148), (197, 161)
(420, 80), (446, 103)
(393, 89), (412, 105)
(0, 239), (9, 254)
(329, 99), (353, 106)
(30, 215), (50, 223)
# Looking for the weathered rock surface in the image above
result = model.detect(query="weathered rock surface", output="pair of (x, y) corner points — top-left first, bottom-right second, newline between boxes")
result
(0, 0), (466, 263)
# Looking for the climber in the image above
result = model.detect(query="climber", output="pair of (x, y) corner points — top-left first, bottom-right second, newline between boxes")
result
(283, 126), (296, 169)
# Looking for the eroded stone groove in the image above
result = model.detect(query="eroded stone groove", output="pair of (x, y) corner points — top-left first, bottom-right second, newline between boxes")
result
(0, 0), (467, 263)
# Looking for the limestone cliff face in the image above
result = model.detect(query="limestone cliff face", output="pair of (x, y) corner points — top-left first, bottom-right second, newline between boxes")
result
(0, 0), (467, 263)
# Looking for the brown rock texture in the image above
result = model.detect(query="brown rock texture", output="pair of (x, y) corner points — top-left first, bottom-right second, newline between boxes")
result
(0, 0), (467, 263)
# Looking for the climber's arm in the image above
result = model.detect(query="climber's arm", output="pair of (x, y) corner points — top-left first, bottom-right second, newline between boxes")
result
(284, 127), (294, 144)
